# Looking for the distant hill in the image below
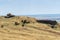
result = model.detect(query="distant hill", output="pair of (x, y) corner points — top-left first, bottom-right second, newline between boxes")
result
(24, 14), (60, 22)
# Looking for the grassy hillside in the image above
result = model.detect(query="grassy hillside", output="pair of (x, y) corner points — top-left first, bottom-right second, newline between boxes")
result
(0, 16), (60, 40)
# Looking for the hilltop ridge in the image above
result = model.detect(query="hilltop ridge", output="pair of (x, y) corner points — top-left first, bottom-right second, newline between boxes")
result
(0, 13), (60, 40)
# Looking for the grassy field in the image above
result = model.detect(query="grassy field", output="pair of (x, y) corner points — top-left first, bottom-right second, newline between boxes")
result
(0, 16), (60, 40)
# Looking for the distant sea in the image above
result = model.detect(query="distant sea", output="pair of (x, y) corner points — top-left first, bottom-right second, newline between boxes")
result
(24, 14), (60, 22)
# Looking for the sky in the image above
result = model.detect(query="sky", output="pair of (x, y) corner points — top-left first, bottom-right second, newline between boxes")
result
(0, 0), (60, 15)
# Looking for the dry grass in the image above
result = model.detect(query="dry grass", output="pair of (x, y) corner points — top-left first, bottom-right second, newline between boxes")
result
(0, 16), (60, 40)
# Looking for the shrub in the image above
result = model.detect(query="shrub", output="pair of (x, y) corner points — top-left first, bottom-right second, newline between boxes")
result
(15, 22), (20, 25)
(1, 25), (4, 28)
(4, 13), (15, 18)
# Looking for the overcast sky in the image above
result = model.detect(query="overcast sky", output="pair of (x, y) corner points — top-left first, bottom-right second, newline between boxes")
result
(0, 0), (60, 15)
